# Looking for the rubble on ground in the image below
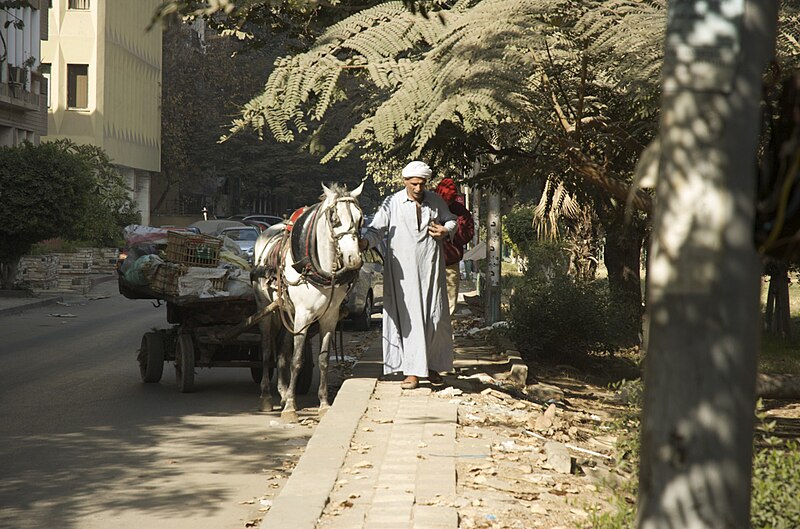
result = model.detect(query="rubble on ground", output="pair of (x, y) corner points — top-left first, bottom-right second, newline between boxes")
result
(444, 319), (630, 529)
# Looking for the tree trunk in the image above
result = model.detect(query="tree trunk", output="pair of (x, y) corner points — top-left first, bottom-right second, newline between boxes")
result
(638, 2), (778, 529)
(764, 260), (791, 340)
(603, 209), (645, 345)
(757, 373), (800, 399)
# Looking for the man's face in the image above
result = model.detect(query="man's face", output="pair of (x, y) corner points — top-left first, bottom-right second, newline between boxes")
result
(403, 177), (427, 202)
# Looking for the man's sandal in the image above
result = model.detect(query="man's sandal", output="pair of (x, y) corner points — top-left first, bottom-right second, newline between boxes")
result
(428, 371), (444, 386)
(400, 376), (419, 390)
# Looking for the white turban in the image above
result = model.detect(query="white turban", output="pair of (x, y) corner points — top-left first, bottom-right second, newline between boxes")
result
(401, 161), (432, 179)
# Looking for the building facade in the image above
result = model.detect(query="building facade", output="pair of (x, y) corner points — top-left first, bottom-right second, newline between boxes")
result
(0, 0), (48, 146)
(42, 0), (161, 226)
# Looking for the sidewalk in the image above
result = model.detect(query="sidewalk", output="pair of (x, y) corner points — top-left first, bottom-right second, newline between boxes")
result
(0, 274), (117, 316)
(260, 311), (520, 529)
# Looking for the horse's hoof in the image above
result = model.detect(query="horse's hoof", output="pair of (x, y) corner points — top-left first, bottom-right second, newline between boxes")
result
(259, 397), (273, 412)
(318, 405), (330, 418)
(281, 410), (299, 423)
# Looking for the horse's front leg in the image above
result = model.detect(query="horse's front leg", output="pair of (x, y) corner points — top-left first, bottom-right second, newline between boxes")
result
(256, 317), (275, 412)
(276, 328), (291, 409)
(317, 310), (340, 415)
(282, 315), (311, 423)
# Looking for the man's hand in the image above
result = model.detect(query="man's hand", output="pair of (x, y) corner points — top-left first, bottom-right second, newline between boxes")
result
(358, 238), (369, 251)
(428, 222), (449, 240)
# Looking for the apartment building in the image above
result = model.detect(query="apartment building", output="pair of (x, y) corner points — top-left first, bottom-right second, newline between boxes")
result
(0, 1), (48, 146)
(42, 0), (161, 226)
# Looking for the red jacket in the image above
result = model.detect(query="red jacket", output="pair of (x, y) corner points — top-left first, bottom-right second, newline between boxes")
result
(443, 197), (474, 266)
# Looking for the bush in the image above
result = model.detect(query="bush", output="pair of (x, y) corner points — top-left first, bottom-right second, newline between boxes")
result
(0, 141), (138, 288)
(66, 142), (140, 246)
(751, 440), (800, 528)
(508, 240), (615, 359)
(503, 204), (536, 257)
(509, 272), (611, 359)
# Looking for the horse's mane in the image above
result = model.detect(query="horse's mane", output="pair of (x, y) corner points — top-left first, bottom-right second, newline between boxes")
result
(319, 183), (350, 201)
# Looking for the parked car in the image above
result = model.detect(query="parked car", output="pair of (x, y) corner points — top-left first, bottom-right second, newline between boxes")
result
(219, 226), (260, 263)
(345, 245), (384, 330)
(189, 219), (246, 236)
(243, 219), (271, 232)
(244, 214), (285, 227)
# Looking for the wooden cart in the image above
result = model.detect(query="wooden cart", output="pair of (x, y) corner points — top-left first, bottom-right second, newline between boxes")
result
(119, 277), (313, 394)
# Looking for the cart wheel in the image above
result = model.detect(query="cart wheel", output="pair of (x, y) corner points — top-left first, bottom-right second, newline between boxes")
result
(175, 334), (195, 393)
(297, 338), (314, 395)
(139, 332), (165, 383)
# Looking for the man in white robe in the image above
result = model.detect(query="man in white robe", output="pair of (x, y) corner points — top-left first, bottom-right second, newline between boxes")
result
(359, 161), (458, 389)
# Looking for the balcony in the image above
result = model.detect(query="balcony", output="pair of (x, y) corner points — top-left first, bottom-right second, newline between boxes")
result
(0, 68), (47, 112)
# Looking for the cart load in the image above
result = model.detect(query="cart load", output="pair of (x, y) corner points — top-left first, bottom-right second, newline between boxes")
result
(118, 225), (254, 302)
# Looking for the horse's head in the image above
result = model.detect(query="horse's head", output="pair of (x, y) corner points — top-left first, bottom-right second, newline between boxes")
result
(320, 182), (365, 272)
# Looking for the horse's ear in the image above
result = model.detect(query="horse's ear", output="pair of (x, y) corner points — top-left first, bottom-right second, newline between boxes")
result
(321, 183), (335, 200)
(350, 182), (364, 198)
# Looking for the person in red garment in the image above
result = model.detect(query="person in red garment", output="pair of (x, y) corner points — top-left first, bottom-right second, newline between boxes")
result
(434, 178), (474, 317)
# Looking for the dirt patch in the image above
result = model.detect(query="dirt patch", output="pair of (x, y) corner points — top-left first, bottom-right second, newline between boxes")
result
(436, 368), (632, 528)
(445, 321), (800, 529)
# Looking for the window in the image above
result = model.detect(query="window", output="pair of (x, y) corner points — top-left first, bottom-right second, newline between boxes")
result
(40, 63), (51, 108)
(67, 64), (88, 109)
(68, 0), (90, 9)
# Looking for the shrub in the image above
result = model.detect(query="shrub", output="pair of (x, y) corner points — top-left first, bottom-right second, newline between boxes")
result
(508, 240), (614, 359)
(0, 141), (138, 288)
(503, 204), (536, 263)
(751, 439), (800, 529)
(509, 272), (611, 359)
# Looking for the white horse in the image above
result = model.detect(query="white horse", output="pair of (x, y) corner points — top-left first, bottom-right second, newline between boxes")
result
(252, 183), (364, 421)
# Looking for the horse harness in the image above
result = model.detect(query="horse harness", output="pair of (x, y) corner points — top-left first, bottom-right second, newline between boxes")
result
(251, 196), (363, 333)
(289, 201), (362, 288)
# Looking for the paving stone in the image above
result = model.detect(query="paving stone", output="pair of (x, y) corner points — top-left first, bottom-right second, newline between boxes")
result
(365, 508), (414, 525)
(413, 505), (458, 527)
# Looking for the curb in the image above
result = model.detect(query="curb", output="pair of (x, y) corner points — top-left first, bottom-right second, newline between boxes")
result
(259, 345), (382, 529)
(90, 274), (117, 289)
(0, 274), (114, 317)
(0, 296), (64, 317)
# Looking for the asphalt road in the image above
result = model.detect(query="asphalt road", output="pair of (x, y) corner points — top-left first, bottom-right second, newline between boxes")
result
(0, 280), (324, 529)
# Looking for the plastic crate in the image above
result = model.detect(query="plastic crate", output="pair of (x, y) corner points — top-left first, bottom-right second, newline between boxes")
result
(165, 231), (222, 268)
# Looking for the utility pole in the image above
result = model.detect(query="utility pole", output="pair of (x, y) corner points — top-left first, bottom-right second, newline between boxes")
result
(638, 2), (778, 529)
(467, 159), (481, 285)
(485, 191), (502, 324)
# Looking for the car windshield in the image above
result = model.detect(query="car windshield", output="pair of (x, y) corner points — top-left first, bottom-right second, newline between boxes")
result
(225, 229), (258, 241)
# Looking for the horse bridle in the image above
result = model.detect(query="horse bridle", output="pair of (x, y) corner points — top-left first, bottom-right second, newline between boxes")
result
(324, 196), (363, 272)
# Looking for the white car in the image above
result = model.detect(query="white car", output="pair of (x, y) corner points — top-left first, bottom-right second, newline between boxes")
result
(219, 226), (260, 263)
(345, 246), (384, 330)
